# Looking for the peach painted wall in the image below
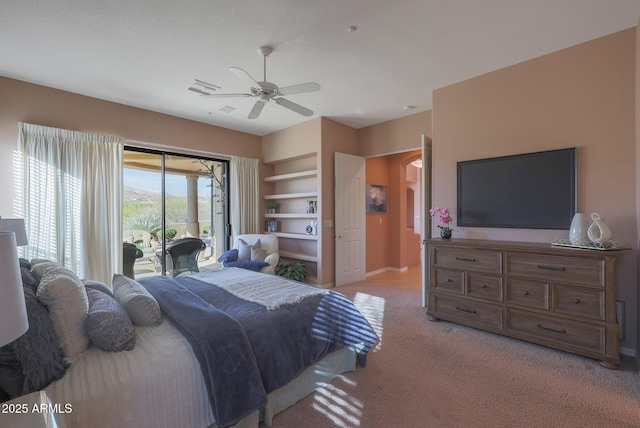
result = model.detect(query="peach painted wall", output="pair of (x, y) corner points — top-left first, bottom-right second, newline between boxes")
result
(359, 112), (431, 273)
(366, 156), (390, 272)
(0, 76), (262, 218)
(387, 151), (422, 269)
(432, 28), (638, 352)
(357, 111), (432, 157)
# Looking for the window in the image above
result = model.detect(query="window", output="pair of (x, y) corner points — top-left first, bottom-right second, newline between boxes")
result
(123, 147), (229, 277)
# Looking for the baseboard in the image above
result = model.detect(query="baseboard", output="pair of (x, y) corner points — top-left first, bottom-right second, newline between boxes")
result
(366, 268), (389, 277)
(620, 346), (636, 358)
(366, 266), (409, 277)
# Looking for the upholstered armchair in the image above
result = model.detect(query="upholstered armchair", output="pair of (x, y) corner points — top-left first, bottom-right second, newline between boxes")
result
(233, 234), (279, 274)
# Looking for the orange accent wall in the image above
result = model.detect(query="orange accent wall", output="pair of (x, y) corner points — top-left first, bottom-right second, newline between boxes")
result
(365, 156), (390, 272)
(432, 28), (637, 351)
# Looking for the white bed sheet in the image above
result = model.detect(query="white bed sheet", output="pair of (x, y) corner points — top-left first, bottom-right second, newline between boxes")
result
(42, 316), (358, 428)
(44, 319), (215, 428)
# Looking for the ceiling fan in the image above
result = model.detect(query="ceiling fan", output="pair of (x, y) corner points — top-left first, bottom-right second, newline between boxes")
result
(194, 46), (321, 119)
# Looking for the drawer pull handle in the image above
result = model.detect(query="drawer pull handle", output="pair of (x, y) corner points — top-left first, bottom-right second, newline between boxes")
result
(537, 265), (566, 271)
(574, 298), (581, 304)
(456, 306), (477, 314)
(456, 257), (476, 262)
(481, 284), (488, 289)
(537, 324), (566, 334)
(445, 278), (453, 283)
(523, 290), (530, 296)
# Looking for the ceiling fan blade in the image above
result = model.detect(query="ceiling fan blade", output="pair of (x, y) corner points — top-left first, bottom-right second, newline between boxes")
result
(200, 93), (251, 98)
(275, 98), (313, 116)
(277, 82), (321, 96)
(230, 67), (260, 88)
(248, 100), (266, 119)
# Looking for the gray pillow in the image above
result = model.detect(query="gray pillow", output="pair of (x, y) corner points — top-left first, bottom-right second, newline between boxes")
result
(0, 286), (68, 399)
(83, 279), (114, 298)
(112, 274), (162, 327)
(85, 289), (136, 352)
(238, 238), (260, 261)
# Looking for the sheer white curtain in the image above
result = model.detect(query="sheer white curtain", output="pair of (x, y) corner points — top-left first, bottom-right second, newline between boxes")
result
(16, 122), (123, 284)
(230, 156), (260, 236)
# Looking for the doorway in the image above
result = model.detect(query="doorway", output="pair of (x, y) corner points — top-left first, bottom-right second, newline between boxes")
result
(122, 147), (229, 278)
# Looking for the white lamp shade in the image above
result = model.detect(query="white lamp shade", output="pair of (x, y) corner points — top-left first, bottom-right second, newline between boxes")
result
(0, 218), (28, 246)
(0, 232), (29, 347)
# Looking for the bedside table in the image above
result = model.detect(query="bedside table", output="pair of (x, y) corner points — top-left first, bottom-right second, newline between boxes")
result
(1, 390), (67, 428)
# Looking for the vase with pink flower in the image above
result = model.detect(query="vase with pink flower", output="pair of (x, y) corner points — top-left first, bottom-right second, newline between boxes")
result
(429, 207), (454, 239)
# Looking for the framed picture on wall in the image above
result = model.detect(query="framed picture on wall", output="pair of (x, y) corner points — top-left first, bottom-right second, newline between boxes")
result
(366, 184), (387, 213)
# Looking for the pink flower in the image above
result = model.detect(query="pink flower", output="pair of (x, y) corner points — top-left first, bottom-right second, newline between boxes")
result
(430, 206), (454, 230)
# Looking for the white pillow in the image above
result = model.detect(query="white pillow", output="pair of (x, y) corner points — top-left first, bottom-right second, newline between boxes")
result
(36, 269), (90, 359)
(31, 259), (73, 280)
(112, 274), (162, 327)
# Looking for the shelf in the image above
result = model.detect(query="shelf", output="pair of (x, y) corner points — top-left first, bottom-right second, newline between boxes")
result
(264, 169), (318, 182)
(268, 232), (319, 241)
(265, 213), (317, 219)
(265, 192), (318, 200)
(279, 250), (318, 262)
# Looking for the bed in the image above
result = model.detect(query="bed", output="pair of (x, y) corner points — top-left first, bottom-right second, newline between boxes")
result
(35, 267), (378, 428)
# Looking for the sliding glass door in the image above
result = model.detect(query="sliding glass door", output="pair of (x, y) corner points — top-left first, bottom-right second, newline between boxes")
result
(122, 147), (229, 278)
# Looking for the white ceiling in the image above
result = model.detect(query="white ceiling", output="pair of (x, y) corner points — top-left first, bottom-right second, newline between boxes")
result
(1, 1), (639, 137)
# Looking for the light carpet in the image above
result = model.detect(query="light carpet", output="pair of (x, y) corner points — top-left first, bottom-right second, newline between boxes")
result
(267, 280), (640, 428)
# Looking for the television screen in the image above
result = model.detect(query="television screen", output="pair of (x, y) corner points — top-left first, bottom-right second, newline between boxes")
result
(457, 148), (576, 229)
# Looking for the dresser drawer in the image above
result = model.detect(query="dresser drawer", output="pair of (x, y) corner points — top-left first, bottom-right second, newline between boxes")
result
(432, 247), (502, 274)
(433, 269), (464, 294)
(506, 309), (605, 355)
(552, 285), (605, 321)
(467, 274), (503, 301)
(506, 278), (548, 310)
(431, 294), (502, 330)
(505, 253), (604, 287)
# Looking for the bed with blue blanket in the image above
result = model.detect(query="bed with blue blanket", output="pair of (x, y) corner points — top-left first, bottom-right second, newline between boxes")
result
(43, 267), (377, 428)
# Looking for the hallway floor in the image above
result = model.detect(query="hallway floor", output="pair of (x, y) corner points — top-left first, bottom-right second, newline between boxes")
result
(361, 264), (422, 291)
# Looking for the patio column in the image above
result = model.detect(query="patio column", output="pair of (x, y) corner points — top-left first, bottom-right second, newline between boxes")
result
(186, 174), (200, 237)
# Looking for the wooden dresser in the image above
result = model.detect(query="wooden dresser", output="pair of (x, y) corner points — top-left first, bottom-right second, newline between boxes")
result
(426, 239), (621, 368)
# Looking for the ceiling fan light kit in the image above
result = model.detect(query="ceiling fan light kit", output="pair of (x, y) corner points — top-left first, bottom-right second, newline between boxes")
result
(193, 45), (321, 119)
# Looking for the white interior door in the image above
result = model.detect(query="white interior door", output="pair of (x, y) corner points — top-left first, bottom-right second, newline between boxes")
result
(335, 152), (366, 286)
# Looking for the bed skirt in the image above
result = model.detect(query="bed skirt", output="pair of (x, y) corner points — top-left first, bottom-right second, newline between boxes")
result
(216, 345), (358, 428)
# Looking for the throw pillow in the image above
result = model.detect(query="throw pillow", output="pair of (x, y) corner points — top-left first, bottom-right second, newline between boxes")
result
(0, 285), (68, 399)
(226, 260), (269, 272)
(112, 274), (162, 327)
(85, 289), (136, 352)
(83, 279), (114, 298)
(217, 249), (238, 264)
(20, 267), (39, 293)
(36, 270), (90, 359)
(30, 259), (70, 280)
(238, 238), (260, 261)
(250, 246), (267, 261)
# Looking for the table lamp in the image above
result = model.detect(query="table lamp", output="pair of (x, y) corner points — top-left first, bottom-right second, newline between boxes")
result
(0, 230), (29, 347)
(0, 218), (28, 246)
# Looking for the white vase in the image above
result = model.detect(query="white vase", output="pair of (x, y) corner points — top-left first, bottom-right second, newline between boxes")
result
(569, 213), (589, 246)
(587, 212), (612, 243)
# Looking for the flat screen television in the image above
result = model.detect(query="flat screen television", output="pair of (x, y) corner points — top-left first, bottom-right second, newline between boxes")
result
(457, 148), (576, 229)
